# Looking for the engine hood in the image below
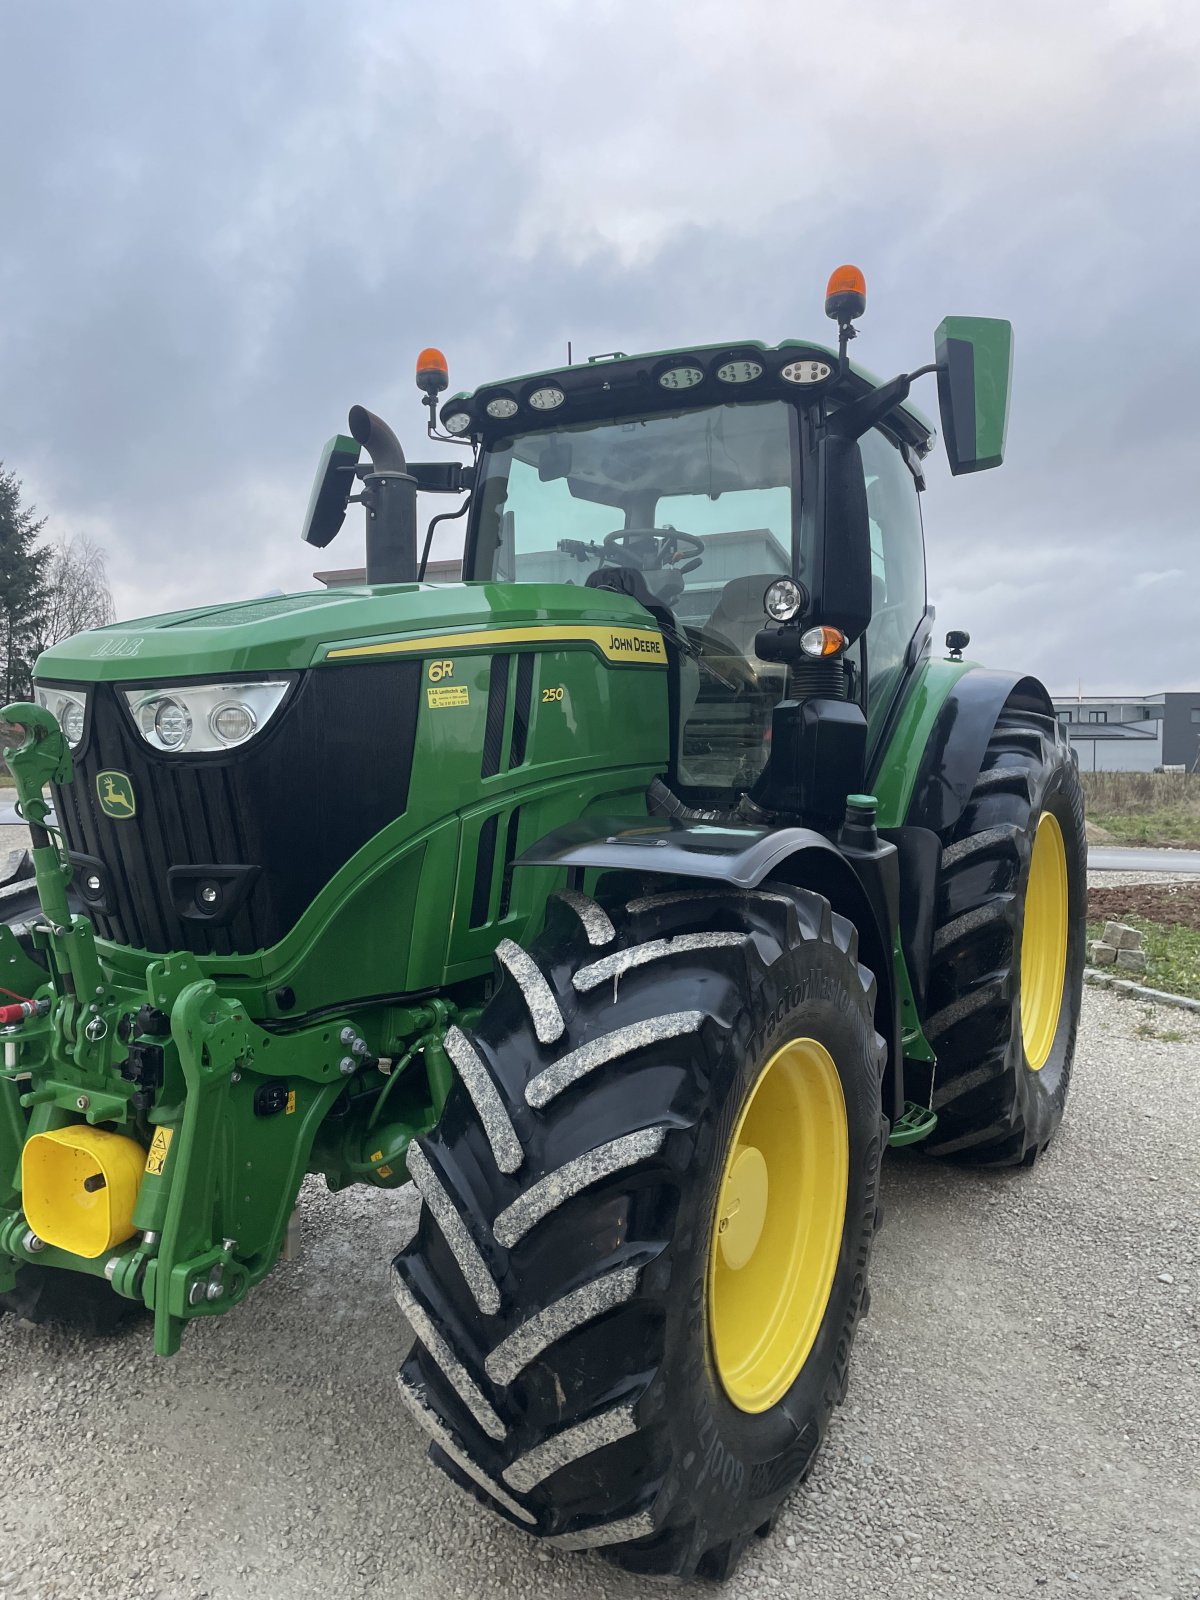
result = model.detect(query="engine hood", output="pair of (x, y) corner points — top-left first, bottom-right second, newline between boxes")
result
(35, 581), (661, 683)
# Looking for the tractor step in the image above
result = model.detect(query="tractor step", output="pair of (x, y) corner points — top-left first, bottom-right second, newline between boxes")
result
(888, 1101), (939, 1147)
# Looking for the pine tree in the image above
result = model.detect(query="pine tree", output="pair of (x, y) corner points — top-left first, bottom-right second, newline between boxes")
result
(0, 464), (49, 705)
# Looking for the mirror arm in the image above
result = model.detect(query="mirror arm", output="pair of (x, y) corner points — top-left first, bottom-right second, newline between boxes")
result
(829, 363), (944, 446)
(827, 373), (912, 442)
(418, 496), (470, 582)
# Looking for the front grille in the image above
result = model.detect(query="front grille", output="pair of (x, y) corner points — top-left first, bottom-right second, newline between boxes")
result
(52, 662), (421, 957)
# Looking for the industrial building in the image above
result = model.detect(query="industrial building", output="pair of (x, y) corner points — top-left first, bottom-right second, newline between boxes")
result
(1052, 692), (1200, 771)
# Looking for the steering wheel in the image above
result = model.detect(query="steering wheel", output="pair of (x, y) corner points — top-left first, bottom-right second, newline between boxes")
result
(602, 528), (705, 573)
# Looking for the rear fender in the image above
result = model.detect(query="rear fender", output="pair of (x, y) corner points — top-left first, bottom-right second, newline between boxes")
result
(519, 817), (902, 1123)
(904, 669), (1054, 835)
(877, 667), (1056, 1052)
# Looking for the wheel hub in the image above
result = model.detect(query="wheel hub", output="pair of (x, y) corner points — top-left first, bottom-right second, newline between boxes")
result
(716, 1144), (769, 1271)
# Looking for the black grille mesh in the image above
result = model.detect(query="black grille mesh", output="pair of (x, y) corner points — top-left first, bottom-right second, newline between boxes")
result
(52, 663), (420, 957)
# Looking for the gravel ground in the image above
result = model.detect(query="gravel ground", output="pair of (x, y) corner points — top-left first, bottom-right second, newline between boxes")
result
(0, 824), (30, 863)
(1, 883), (1198, 1599)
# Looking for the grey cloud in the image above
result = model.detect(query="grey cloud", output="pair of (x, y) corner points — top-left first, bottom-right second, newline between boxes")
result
(1, 1), (1197, 690)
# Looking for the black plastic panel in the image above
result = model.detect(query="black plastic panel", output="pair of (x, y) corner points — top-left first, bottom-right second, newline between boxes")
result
(905, 669), (1054, 835)
(518, 815), (840, 888)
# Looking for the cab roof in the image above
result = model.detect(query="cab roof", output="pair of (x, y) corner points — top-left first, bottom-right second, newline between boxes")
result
(439, 338), (936, 457)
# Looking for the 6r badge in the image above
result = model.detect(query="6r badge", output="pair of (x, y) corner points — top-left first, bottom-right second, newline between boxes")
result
(96, 770), (137, 819)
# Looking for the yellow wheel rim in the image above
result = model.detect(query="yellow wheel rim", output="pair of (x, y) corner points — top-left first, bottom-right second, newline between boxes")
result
(1020, 811), (1069, 1070)
(708, 1037), (848, 1414)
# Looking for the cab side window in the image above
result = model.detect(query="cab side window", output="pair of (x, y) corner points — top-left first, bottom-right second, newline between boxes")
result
(861, 429), (926, 747)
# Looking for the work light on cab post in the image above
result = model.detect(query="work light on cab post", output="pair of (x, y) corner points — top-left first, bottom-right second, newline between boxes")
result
(415, 346), (450, 438)
(825, 263), (867, 374)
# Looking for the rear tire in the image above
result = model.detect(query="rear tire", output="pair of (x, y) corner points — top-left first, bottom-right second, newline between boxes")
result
(392, 883), (886, 1579)
(922, 709), (1086, 1164)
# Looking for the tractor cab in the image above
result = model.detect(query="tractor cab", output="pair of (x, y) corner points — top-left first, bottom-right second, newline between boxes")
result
(301, 266), (1013, 830)
(459, 357), (932, 809)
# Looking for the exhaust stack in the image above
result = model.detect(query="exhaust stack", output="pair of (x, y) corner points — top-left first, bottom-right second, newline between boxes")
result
(349, 405), (418, 585)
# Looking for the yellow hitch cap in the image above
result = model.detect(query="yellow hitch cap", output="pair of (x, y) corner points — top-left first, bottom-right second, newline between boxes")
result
(21, 1126), (145, 1258)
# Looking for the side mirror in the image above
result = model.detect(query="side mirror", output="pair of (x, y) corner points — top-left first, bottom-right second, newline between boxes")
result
(813, 433), (872, 641)
(300, 434), (361, 548)
(934, 316), (1013, 475)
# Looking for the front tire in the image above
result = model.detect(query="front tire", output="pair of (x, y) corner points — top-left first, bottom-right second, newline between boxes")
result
(392, 882), (886, 1579)
(0, 1264), (147, 1334)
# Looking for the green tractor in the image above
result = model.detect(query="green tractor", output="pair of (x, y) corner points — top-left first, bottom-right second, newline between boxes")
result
(0, 265), (1085, 1579)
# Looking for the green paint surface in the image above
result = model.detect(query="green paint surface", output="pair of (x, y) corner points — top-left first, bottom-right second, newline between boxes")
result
(3, 579), (672, 1347)
(871, 657), (973, 827)
(934, 316), (1013, 472)
(34, 580), (667, 682)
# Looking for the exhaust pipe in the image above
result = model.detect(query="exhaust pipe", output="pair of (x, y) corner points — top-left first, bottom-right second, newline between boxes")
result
(348, 406), (418, 584)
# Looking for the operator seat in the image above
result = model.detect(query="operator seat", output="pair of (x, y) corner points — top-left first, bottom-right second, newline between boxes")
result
(701, 573), (788, 668)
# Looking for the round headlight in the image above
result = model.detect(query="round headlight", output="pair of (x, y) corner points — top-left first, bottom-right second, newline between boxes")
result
(528, 385), (565, 411)
(59, 700), (85, 748)
(153, 697), (192, 750)
(210, 701), (257, 745)
(716, 359), (763, 384)
(442, 409), (473, 435)
(763, 578), (805, 622)
(485, 396), (519, 420)
(658, 365), (705, 391)
(780, 359), (832, 385)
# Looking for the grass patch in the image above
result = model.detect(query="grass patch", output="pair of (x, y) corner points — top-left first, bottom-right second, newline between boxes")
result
(1132, 1015), (1186, 1043)
(1087, 917), (1200, 1001)
(1081, 770), (1200, 848)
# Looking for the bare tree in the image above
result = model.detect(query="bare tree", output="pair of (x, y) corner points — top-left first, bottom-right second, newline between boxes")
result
(39, 534), (115, 647)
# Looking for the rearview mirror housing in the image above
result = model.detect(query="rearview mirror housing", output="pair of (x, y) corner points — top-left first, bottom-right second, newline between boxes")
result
(934, 317), (1013, 475)
(300, 434), (361, 548)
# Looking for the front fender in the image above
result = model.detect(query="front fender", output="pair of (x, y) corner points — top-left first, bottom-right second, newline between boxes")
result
(518, 815), (903, 1123)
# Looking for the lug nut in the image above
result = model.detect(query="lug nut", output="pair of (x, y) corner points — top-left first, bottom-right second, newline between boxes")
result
(205, 1280), (223, 1301)
(75, 1094), (90, 1111)
(338, 1056), (356, 1076)
(340, 1026), (357, 1046)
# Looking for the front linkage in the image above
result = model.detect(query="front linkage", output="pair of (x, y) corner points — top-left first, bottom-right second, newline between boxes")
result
(0, 703), (457, 1354)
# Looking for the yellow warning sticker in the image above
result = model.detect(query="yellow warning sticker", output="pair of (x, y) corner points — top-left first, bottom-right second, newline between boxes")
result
(145, 1126), (173, 1175)
(427, 685), (470, 709)
(285, 1090), (297, 1115)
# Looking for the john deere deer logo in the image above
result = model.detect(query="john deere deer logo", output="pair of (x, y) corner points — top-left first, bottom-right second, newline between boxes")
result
(96, 770), (136, 820)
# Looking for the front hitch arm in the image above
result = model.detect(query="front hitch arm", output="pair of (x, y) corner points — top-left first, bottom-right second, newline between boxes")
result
(0, 702), (106, 1051)
(0, 702), (74, 930)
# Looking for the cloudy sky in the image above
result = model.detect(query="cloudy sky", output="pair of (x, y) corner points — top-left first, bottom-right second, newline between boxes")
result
(1, 1), (1197, 693)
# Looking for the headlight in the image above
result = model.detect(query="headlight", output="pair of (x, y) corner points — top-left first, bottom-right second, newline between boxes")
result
(34, 685), (89, 750)
(123, 681), (289, 754)
(763, 578), (805, 623)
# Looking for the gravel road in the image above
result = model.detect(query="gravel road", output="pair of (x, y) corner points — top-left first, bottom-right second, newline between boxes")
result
(2, 912), (1198, 1598)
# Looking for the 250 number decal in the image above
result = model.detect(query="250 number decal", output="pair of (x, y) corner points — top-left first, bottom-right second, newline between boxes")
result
(541, 685), (565, 703)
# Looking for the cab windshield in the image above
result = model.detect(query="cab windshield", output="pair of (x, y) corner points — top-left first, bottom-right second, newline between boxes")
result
(470, 401), (803, 795)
